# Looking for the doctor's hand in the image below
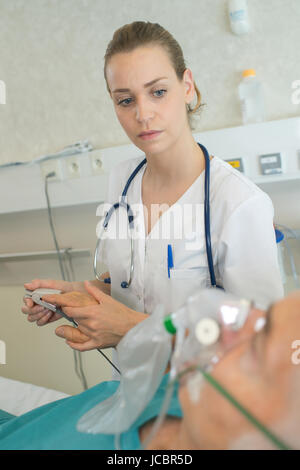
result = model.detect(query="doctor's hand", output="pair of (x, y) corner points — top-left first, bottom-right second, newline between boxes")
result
(22, 278), (76, 326)
(22, 273), (111, 327)
(51, 281), (148, 351)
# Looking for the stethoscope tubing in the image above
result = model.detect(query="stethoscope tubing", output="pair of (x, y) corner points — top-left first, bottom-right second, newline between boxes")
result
(94, 143), (219, 289)
(201, 144), (217, 288)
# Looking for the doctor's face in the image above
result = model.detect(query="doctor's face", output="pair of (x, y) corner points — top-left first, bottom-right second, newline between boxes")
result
(105, 45), (195, 156)
(178, 292), (300, 449)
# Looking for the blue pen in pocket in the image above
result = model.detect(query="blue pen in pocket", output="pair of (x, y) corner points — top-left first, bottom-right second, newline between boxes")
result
(167, 244), (174, 278)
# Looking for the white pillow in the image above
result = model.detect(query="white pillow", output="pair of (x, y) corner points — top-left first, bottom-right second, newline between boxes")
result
(0, 376), (70, 416)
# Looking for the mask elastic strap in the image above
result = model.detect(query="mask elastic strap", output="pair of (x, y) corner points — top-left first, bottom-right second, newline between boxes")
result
(173, 366), (292, 450)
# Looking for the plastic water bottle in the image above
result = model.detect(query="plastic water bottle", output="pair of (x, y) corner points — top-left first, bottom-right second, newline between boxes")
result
(228, 0), (250, 35)
(238, 69), (266, 124)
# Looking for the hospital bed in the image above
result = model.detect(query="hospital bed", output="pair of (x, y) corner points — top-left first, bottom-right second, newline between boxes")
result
(0, 376), (69, 416)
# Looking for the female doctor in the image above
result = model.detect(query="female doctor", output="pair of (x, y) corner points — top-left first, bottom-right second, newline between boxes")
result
(23, 21), (283, 363)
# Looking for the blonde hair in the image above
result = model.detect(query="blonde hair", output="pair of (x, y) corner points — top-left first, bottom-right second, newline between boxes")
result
(104, 21), (205, 128)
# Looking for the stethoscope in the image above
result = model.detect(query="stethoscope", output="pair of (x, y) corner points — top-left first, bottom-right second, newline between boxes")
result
(94, 142), (222, 290)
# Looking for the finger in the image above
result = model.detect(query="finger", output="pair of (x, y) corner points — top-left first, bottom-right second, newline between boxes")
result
(62, 306), (91, 319)
(56, 318), (93, 338)
(26, 307), (52, 320)
(41, 294), (70, 307)
(22, 304), (47, 315)
(47, 312), (64, 323)
(23, 297), (34, 308)
(84, 280), (107, 303)
(66, 339), (96, 352)
(36, 311), (54, 326)
(55, 325), (90, 343)
(24, 279), (57, 290)
(64, 321), (92, 338)
(27, 311), (51, 323)
(24, 280), (41, 290)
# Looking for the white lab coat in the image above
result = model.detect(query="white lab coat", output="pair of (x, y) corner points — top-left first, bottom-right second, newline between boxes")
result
(98, 152), (284, 375)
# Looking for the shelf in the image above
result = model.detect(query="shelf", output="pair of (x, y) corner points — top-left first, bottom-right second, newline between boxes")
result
(253, 173), (300, 184)
(0, 248), (91, 262)
(0, 116), (300, 214)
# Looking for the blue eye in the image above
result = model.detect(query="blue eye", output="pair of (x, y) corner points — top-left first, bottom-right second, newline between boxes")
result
(154, 89), (167, 97)
(117, 89), (166, 107)
(117, 97), (133, 106)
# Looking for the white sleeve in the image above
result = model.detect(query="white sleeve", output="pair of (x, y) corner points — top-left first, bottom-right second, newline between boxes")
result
(217, 193), (284, 310)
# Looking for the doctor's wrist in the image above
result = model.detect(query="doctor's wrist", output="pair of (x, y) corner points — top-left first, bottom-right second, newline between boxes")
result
(126, 309), (149, 334)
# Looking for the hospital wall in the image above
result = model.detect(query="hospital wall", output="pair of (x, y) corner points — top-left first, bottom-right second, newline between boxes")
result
(0, 203), (115, 395)
(0, 0), (300, 395)
(0, 0), (299, 165)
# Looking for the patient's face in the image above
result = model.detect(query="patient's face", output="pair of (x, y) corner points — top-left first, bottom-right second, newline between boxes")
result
(178, 291), (300, 449)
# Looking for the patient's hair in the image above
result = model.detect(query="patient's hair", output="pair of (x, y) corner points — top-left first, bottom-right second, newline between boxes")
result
(104, 21), (205, 129)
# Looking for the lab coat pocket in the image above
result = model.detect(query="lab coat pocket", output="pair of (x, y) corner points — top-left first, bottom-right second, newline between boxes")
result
(170, 267), (207, 280)
(166, 261), (210, 313)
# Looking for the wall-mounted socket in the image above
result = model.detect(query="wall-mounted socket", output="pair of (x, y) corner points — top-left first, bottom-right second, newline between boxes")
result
(40, 159), (62, 181)
(90, 152), (104, 175)
(63, 156), (81, 179)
